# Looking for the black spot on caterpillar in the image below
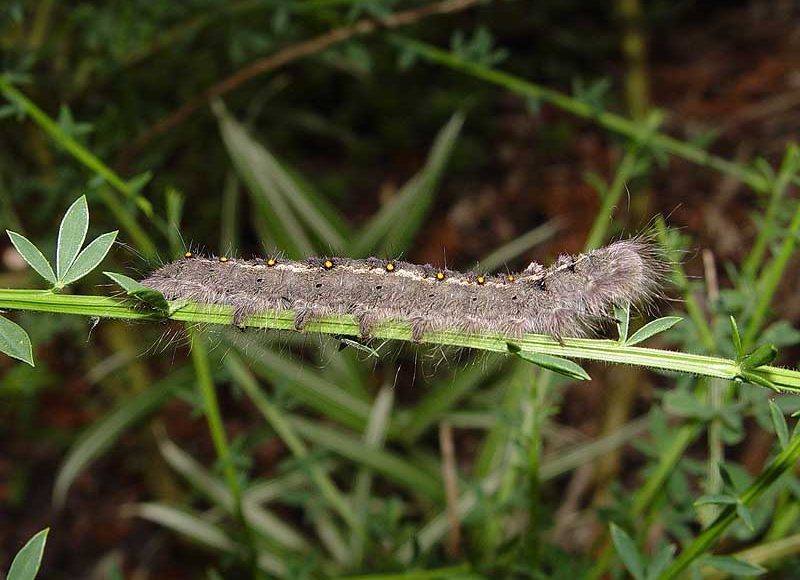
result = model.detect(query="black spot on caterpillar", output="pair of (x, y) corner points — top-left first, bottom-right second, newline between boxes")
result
(140, 239), (665, 342)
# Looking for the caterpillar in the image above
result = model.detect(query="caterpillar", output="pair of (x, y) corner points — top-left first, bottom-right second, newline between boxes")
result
(140, 238), (665, 342)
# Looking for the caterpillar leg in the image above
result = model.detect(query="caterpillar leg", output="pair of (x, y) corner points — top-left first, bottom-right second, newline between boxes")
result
(410, 317), (428, 342)
(355, 311), (382, 339)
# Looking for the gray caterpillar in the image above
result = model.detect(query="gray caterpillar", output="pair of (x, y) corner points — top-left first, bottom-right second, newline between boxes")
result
(140, 239), (665, 341)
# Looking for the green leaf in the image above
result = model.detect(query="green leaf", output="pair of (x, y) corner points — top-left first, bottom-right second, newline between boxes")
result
(127, 171), (152, 194)
(663, 390), (713, 420)
(693, 494), (738, 507)
(646, 544), (675, 580)
(610, 523), (645, 580)
(61, 231), (117, 285)
(7, 528), (49, 580)
(718, 463), (736, 491)
(615, 302), (630, 343)
(6, 230), (56, 284)
(0, 316), (34, 366)
(736, 502), (755, 531)
(626, 316), (682, 346)
(104, 272), (169, 314)
(740, 371), (780, 392)
(53, 368), (188, 507)
(703, 555), (766, 576)
(56, 195), (89, 280)
(213, 100), (315, 257)
(508, 343), (591, 381)
(730, 316), (743, 359)
(350, 113), (463, 256)
(769, 399), (789, 450)
(740, 344), (778, 370)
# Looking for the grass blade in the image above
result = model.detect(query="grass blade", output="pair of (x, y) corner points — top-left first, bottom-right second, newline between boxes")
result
(53, 367), (190, 507)
(350, 113), (463, 256)
(213, 100), (315, 257)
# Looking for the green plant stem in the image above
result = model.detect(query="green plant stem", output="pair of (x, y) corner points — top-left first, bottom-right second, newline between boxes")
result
(584, 144), (641, 251)
(189, 330), (259, 578)
(1, 288), (799, 390)
(655, 217), (716, 352)
(660, 430), (800, 579)
(0, 77), (161, 257)
(741, 145), (800, 279)
(743, 197), (800, 349)
(390, 35), (787, 193)
(225, 354), (359, 531)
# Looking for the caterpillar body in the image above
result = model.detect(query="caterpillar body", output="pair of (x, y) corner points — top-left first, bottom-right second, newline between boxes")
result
(140, 239), (664, 342)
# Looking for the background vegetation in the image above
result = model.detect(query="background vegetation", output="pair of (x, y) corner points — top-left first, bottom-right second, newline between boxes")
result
(2, 1), (800, 578)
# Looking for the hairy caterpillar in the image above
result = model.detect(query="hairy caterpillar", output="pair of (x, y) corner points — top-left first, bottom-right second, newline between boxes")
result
(140, 239), (665, 342)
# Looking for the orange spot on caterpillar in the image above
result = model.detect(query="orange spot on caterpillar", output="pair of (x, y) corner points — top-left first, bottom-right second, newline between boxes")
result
(324, 259), (334, 269)
(219, 256), (228, 263)
(436, 271), (445, 281)
(184, 251), (193, 258)
(507, 274), (515, 282)
(267, 258), (276, 266)
(385, 262), (395, 272)
(477, 275), (486, 285)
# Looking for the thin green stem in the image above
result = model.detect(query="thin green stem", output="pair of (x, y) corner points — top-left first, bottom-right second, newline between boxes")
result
(390, 35), (786, 193)
(0, 76), (161, 257)
(584, 111), (662, 252)
(225, 354), (359, 531)
(1, 288), (799, 391)
(189, 330), (259, 578)
(660, 430), (800, 579)
(655, 217), (716, 352)
(743, 197), (800, 349)
(741, 145), (799, 279)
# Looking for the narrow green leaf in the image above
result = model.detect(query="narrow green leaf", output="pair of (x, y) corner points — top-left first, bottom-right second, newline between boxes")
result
(646, 544), (675, 580)
(703, 555), (766, 576)
(104, 272), (169, 314)
(53, 368), (188, 507)
(6, 230), (56, 284)
(0, 315), (34, 366)
(610, 523), (645, 580)
(213, 100), (314, 257)
(62, 231), (118, 285)
(7, 528), (49, 580)
(768, 400), (789, 450)
(718, 463), (736, 491)
(626, 316), (682, 346)
(56, 195), (89, 279)
(350, 113), (463, 256)
(730, 316), (743, 359)
(693, 494), (738, 507)
(736, 502), (755, 531)
(740, 371), (781, 392)
(740, 344), (778, 370)
(615, 302), (630, 343)
(508, 343), (590, 381)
